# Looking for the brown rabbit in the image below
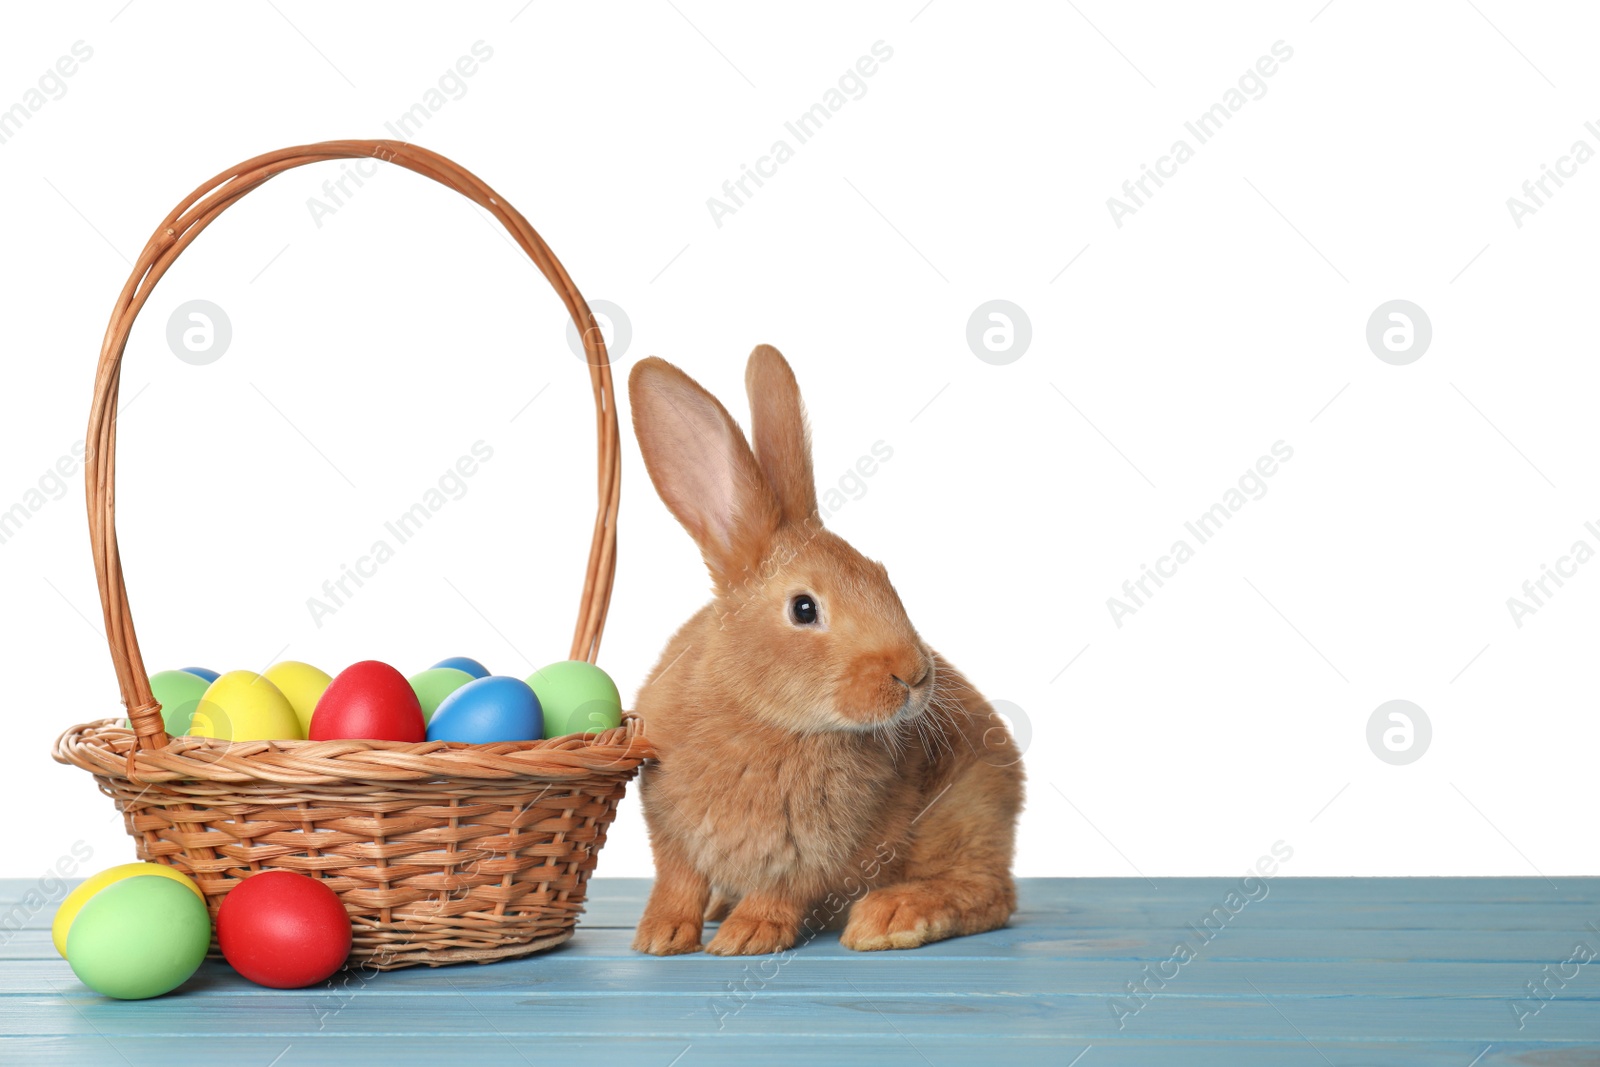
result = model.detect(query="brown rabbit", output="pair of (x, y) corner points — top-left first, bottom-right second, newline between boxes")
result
(627, 345), (1024, 956)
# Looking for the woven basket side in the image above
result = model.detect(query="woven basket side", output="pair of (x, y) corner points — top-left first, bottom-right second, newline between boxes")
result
(93, 768), (632, 968)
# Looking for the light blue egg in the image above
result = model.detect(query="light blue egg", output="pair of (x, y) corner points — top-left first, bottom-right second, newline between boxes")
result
(427, 676), (542, 744)
(180, 667), (220, 684)
(430, 656), (489, 679)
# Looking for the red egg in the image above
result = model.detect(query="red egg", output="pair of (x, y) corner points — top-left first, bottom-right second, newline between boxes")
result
(217, 871), (351, 988)
(310, 660), (427, 742)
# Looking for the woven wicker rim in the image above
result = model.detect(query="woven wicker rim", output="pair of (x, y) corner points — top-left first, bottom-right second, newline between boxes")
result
(53, 716), (648, 786)
(79, 139), (629, 762)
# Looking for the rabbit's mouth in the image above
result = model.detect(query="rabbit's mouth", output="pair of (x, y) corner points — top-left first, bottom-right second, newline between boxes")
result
(833, 699), (924, 734)
(850, 683), (936, 737)
(829, 684), (928, 732)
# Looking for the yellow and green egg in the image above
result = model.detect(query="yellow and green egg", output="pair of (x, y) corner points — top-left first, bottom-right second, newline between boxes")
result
(52, 863), (211, 1000)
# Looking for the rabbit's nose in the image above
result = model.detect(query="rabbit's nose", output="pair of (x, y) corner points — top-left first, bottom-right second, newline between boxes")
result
(893, 660), (931, 690)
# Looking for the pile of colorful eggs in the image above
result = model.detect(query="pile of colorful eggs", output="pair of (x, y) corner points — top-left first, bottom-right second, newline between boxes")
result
(54, 862), (352, 999)
(138, 656), (622, 744)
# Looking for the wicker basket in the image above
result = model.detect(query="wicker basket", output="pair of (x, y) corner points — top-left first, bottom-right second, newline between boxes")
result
(53, 139), (654, 970)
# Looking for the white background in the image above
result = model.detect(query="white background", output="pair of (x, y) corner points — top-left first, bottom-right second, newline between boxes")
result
(2, 1), (1596, 884)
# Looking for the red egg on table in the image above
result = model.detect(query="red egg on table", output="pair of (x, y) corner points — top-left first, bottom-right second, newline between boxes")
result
(217, 871), (351, 988)
(309, 660), (427, 742)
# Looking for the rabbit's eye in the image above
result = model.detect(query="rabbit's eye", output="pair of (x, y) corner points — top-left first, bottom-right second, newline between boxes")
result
(790, 594), (819, 626)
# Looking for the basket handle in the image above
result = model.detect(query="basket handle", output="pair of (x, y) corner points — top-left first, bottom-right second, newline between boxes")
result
(86, 140), (621, 753)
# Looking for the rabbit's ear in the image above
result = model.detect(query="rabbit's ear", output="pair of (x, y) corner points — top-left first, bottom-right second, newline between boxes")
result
(630, 356), (781, 586)
(744, 345), (818, 528)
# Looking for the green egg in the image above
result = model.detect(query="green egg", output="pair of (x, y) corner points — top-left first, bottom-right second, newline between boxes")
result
(408, 667), (477, 725)
(525, 660), (623, 739)
(65, 874), (211, 999)
(124, 670), (212, 734)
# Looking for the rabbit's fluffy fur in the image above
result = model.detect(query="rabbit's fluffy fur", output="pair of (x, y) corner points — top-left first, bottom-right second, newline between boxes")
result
(628, 346), (1024, 956)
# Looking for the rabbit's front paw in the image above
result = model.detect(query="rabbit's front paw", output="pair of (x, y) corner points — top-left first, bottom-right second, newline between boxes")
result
(633, 913), (704, 955)
(705, 915), (796, 956)
(842, 884), (954, 951)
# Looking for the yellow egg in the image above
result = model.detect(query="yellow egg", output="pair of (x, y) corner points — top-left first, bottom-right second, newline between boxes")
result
(262, 661), (333, 736)
(190, 670), (302, 741)
(51, 861), (204, 958)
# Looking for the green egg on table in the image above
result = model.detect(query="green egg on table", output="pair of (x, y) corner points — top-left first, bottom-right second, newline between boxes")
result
(408, 667), (477, 724)
(525, 660), (622, 738)
(190, 670), (302, 741)
(61, 871), (211, 999)
(126, 670), (211, 734)
(262, 660), (333, 736)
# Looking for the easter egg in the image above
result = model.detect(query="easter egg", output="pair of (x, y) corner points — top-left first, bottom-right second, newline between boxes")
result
(263, 661), (333, 736)
(526, 660), (623, 738)
(59, 869), (210, 999)
(408, 667), (476, 724)
(140, 669), (211, 735)
(217, 871), (351, 988)
(180, 667), (220, 683)
(53, 862), (205, 958)
(190, 671), (302, 741)
(310, 660), (426, 742)
(427, 676), (543, 744)
(431, 656), (489, 679)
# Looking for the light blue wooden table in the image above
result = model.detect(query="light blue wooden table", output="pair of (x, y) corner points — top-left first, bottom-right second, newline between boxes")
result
(4, 877), (1598, 1064)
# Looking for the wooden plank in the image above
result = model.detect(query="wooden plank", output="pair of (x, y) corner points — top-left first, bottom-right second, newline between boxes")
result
(1045, 878), (1600, 904)
(8, 1034), (1600, 1067)
(14, 895), (1600, 933)
(1, 989), (1598, 1042)
(1, 955), (1593, 999)
(5, 922), (1597, 964)
(18, 902), (1600, 934)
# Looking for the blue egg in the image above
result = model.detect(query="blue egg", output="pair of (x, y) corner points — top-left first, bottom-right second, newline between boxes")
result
(427, 676), (543, 743)
(180, 667), (220, 684)
(431, 656), (490, 679)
